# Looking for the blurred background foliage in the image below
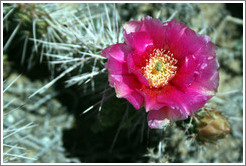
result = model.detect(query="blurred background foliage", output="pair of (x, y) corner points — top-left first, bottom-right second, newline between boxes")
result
(2, 3), (243, 163)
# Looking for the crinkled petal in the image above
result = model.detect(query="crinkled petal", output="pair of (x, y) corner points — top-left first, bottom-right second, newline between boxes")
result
(123, 16), (166, 52)
(109, 74), (144, 110)
(192, 42), (220, 93)
(202, 35), (211, 42)
(105, 60), (128, 75)
(123, 20), (141, 34)
(102, 43), (144, 109)
(170, 55), (200, 92)
(191, 70), (219, 96)
(102, 43), (133, 75)
(138, 16), (166, 47)
(157, 85), (209, 116)
(138, 87), (167, 111)
(171, 35), (218, 92)
(147, 107), (185, 129)
(102, 43), (132, 62)
(165, 19), (210, 61)
(127, 52), (150, 86)
(124, 31), (153, 54)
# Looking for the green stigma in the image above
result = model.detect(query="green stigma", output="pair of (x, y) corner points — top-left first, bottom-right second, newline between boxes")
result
(155, 61), (162, 71)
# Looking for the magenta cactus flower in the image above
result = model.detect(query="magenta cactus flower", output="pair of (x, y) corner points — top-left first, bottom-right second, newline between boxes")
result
(102, 16), (219, 129)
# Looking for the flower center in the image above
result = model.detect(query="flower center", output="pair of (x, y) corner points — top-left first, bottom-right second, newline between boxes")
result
(142, 49), (178, 88)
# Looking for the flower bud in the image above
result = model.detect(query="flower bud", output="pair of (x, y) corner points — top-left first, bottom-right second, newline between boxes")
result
(196, 111), (231, 143)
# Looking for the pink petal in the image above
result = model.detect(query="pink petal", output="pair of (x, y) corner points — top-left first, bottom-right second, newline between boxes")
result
(102, 43), (144, 109)
(165, 19), (209, 61)
(170, 55), (200, 92)
(192, 71), (219, 96)
(102, 43), (132, 62)
(202, 35), (211, 42)
(138, 87), (167, 111)
(147, 107), (184, 129)
(102, 43), (133, 75)
(124, 31), (153, 54)
(109, 74), (144, 110)
(156, 85), (209, 116)
(192, 42), (219, 92)
(123, 20), (141, 34)
(105, 60), (128, 75)
(138, 16), (166, 48)
(123, 16), (166, 53)
(127, 52), (150, 86)
(170, 35), (218, 92)
(182, 41), (219, 93)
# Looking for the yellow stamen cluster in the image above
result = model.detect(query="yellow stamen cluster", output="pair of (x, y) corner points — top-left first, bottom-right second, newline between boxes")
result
(142, 49), (178, 88)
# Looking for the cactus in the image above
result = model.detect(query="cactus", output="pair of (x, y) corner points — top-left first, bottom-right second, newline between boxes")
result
(3, 3), (243, 163)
